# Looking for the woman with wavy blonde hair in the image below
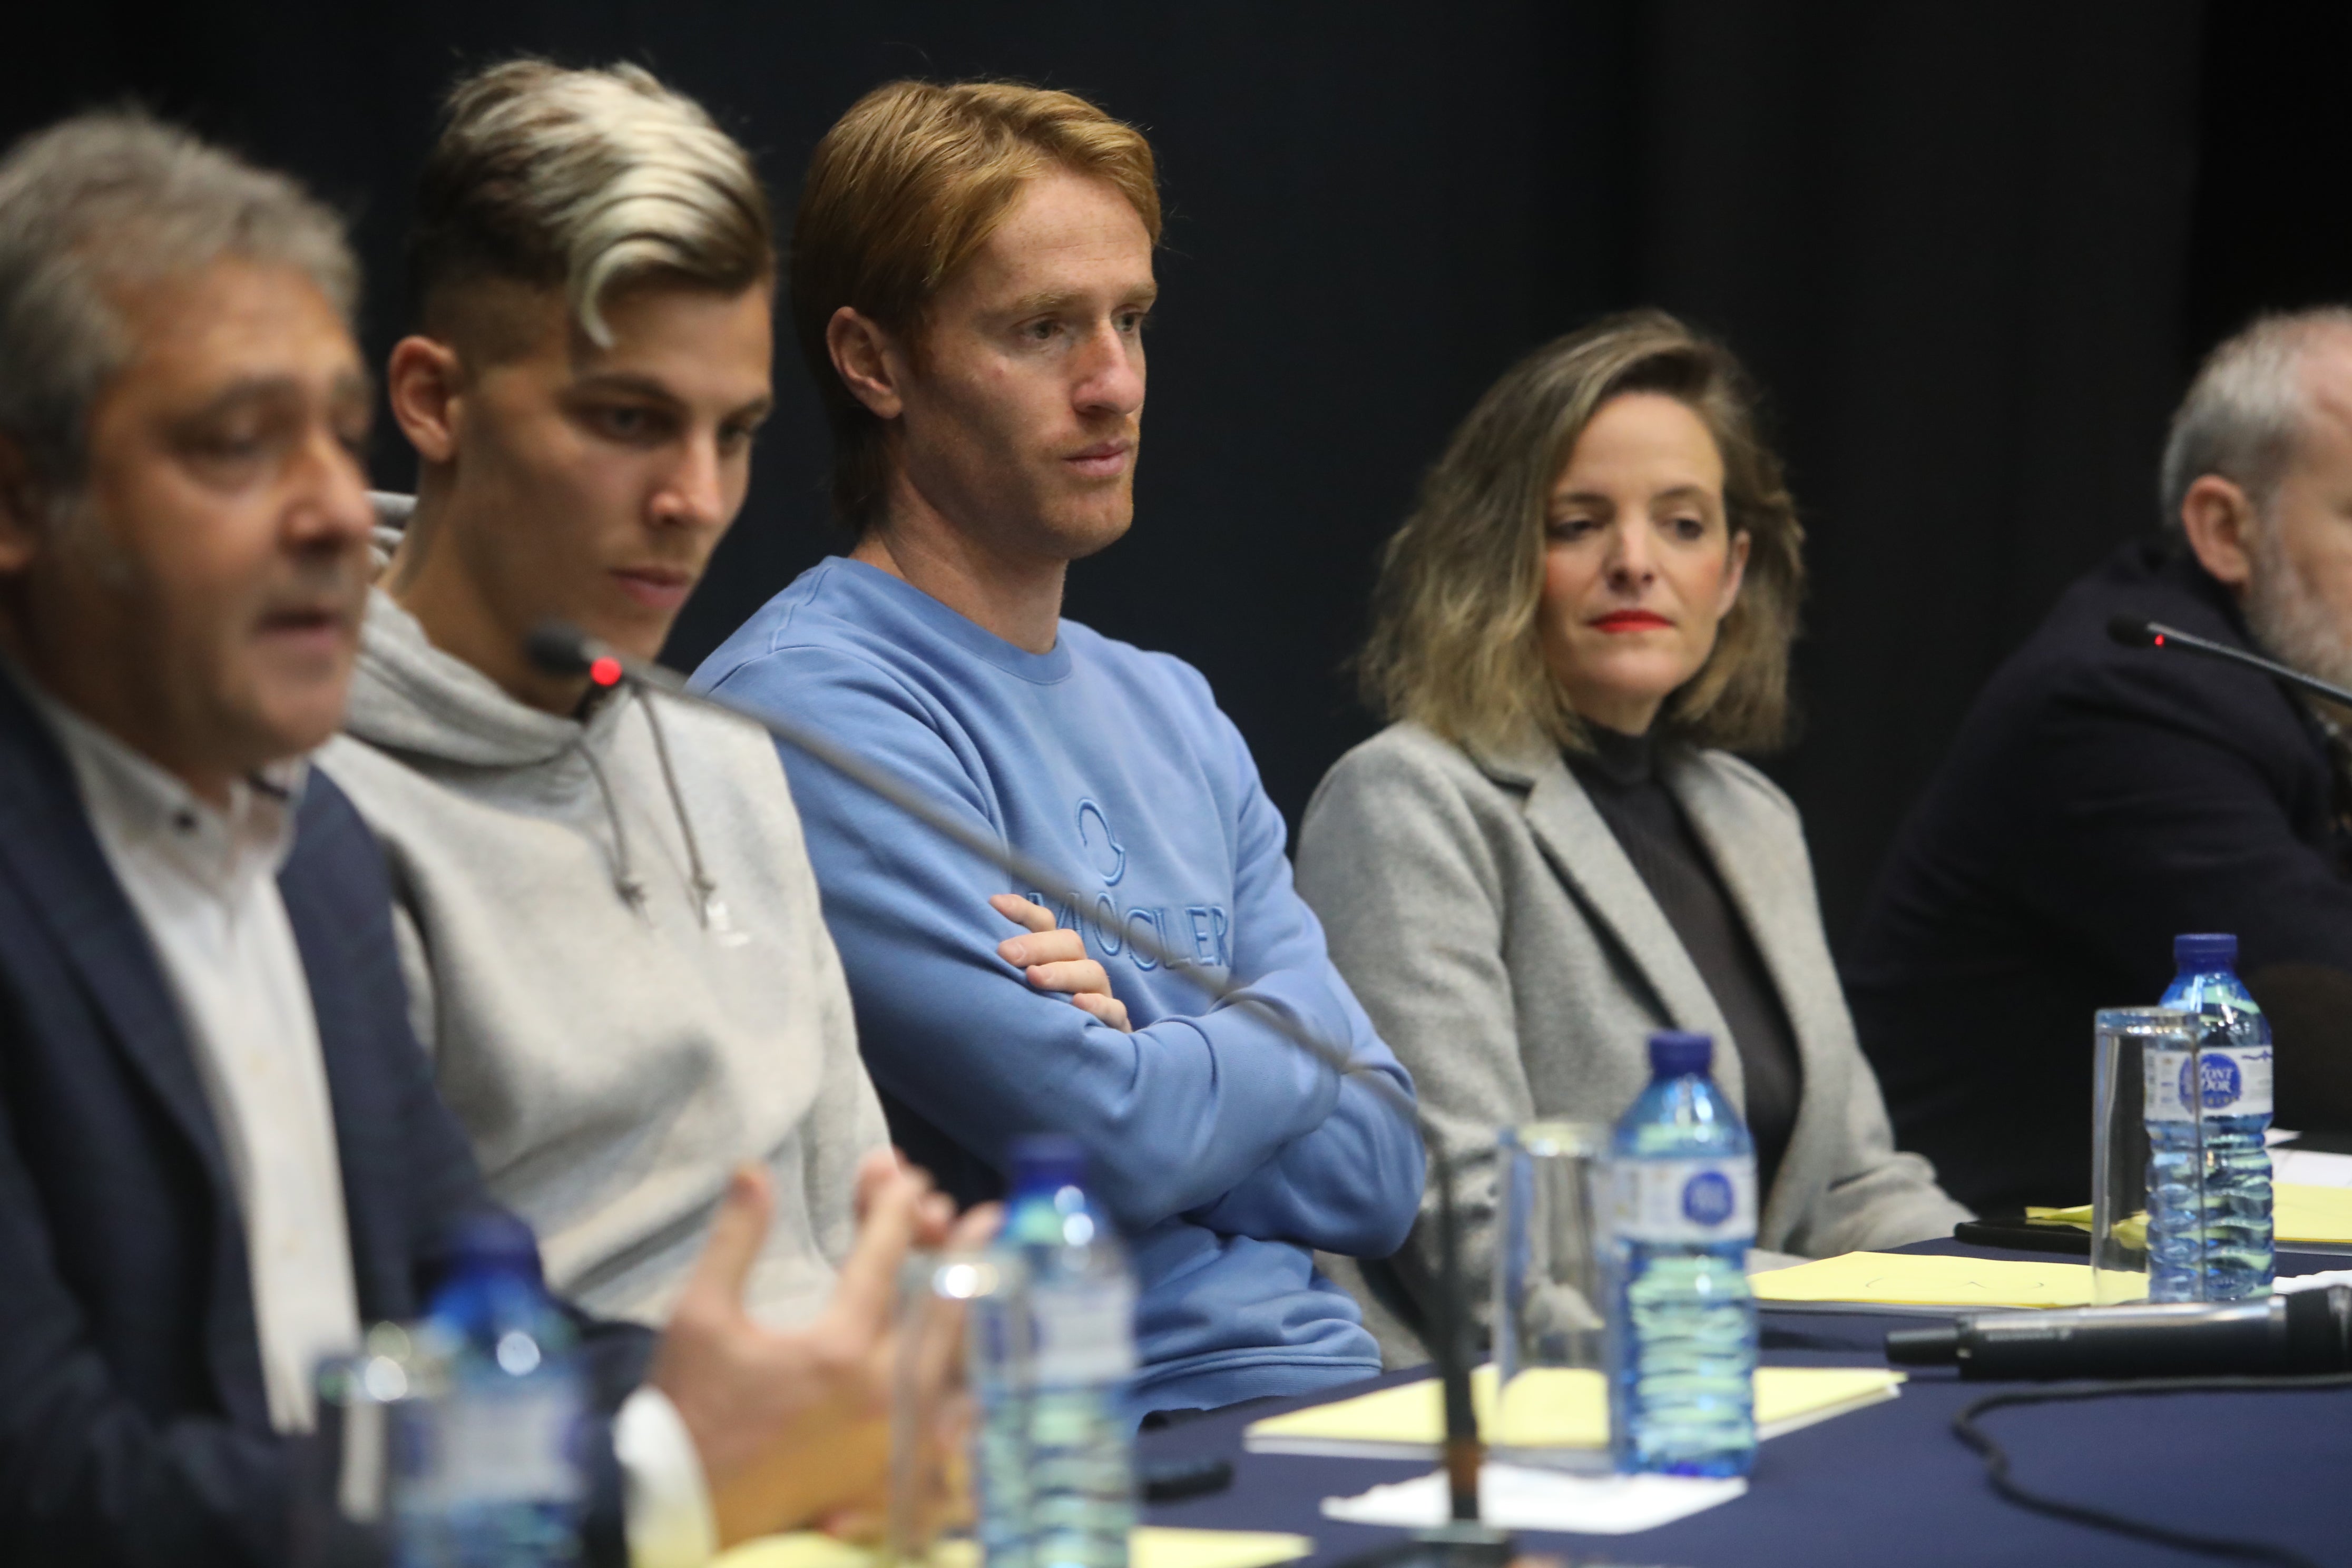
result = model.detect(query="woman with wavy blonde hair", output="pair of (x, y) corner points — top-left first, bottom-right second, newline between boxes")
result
(1298, 311), (1966, 1361)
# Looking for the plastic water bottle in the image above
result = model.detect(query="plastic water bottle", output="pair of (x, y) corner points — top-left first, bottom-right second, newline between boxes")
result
(2149, 933), (2276, 1301)
(1604, 1031), (1758, 1478)
(394, 1212), (588, 1566)
(999, 1135), (1135, 1568)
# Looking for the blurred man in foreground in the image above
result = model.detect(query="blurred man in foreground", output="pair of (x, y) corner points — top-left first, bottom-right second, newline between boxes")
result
(1851, 309), (2352, 1211)
(695, 80), (1423, 1419)
(0, 111), (955, 1567)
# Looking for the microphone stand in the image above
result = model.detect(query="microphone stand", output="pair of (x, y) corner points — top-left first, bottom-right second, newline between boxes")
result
(525, 625), (1512, 1563)
(1427, 1143), (1486, 1537)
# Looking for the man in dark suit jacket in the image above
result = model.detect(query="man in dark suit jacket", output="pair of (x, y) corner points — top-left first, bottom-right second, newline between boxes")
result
(0, 669), (655, 1563)
(0, 111), (948, 1566)
(1849, 308), (2352, 1212)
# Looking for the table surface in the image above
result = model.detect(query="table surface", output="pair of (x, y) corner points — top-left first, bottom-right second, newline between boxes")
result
(1138, 1240), (2352, 1567)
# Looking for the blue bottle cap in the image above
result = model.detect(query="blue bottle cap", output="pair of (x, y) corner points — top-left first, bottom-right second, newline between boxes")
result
(436, 1210), (543, 1282)
(1648, 1031), (1714, 1077)
(2173, 933), (2237, 969)
(1007, 1133), (1089, 1191)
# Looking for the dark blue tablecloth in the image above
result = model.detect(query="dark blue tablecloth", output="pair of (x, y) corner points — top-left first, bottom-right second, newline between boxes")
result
(1139, 1241), (2352, 1567)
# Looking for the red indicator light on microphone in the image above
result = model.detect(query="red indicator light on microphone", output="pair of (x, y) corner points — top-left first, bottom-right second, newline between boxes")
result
(589, 655), (623, 687)
(2153, 634), (2165, 647)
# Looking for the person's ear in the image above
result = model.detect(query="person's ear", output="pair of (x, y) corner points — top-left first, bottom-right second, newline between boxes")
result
(827, 307), (906, 422)
(2180, 474), (2261, 593)
(1714, 528), (1752, 619)
(386, 335), (466, 467)
(0, 436), (51, 576)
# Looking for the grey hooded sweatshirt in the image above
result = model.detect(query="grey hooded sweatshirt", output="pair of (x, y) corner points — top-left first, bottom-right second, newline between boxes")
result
(317, 501), (887, 1329)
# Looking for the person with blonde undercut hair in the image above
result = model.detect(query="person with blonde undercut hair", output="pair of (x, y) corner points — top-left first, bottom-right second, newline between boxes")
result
(317, 59), (914, 1349)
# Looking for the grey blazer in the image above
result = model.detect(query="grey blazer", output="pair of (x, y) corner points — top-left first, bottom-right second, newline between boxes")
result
(1296, 721), (1969, 1364)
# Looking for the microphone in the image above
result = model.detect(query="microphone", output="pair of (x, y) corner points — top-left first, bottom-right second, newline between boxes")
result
(526, 623), (1509, 1555)
(1886, 1286), (2352, 1380)
(2105, 613), (2352, 711)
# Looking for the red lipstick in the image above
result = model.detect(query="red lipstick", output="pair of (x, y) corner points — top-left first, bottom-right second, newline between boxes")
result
(1590, 610), (1674, 633)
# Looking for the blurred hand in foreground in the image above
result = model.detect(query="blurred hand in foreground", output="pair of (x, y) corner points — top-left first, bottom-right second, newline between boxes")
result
(649, 1151), (997, 1545)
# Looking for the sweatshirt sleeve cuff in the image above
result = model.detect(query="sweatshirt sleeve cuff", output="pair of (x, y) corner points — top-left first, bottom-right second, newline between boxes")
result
(616, 1385), (719, 1568)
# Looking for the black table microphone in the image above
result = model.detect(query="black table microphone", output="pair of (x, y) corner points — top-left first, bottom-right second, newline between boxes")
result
(1887, 1286), (2352, 1380)
(2106, 613), (2352, 710)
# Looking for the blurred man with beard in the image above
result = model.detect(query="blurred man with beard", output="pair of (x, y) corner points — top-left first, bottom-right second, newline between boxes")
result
(1851, 309), (2352, 1211)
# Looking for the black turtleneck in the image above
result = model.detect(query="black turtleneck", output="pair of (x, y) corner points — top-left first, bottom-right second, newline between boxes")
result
(1566, 724), (1803, 1196)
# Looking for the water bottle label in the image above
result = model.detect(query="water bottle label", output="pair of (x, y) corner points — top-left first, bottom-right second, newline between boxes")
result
(2145, 1047), (2273, 1122)
(1608, 1158), (1757, 1244)
(405, 1385), (586, 1508)
(1032, 1278), (1136, 1385)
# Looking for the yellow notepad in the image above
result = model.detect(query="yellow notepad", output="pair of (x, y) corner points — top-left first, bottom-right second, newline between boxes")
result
(1241, 1363), (1903, 1456)
(1747, 1251), (2129, 1308)
(2028, 1183), (2352, 1247)
(1126, 1528), (1315, 1568)
(2281, 1184), (2352, 1243)
(717, 1526), (1312, 1568)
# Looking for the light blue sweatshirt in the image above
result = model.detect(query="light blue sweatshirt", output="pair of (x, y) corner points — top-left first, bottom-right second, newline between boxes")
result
(693, 557), (1424, 1412)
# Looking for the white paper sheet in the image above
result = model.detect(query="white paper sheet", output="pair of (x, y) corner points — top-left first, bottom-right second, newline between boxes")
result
(1320, 1464), (1746, 1536)
(2277, 1267), (2352, 1293)
(2273, 1149), (2352, 1190)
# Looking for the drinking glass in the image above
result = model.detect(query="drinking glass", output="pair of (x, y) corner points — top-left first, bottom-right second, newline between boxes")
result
(290, 1324), (433, 1566)
(2091, 1007), (2200, 1305)
(888, 1250), (1019, 1568)
(1490, 1120), (1611, 1471)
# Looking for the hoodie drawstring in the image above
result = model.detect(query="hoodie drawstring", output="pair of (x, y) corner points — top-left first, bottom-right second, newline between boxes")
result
(573, 730), (648, 910)
(640, 694), (728, 932)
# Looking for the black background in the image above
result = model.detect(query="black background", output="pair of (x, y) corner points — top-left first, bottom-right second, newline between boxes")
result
(4, 1), (2345, 955)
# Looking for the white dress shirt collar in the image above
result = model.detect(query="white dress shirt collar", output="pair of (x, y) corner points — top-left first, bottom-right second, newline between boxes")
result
(40, 699), (306, 890)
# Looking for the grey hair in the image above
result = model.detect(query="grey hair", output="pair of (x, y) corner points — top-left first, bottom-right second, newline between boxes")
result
(409, 60), (771, 348)
(2160, 307), (2352, 528)
(0, 110), (357, 492)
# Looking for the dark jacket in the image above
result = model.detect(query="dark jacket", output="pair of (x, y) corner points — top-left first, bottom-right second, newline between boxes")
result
(1847, 538), (2352, 1212)
(0, 673), (651, 1566)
